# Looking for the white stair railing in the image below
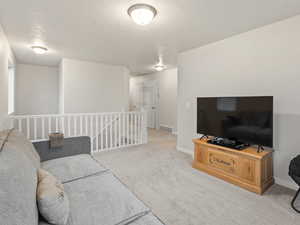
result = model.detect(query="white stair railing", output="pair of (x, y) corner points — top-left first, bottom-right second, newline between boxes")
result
(9, 111), (147, 153)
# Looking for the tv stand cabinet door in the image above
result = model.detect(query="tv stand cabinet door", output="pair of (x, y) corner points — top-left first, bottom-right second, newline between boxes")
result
(237, 158), (256, 184)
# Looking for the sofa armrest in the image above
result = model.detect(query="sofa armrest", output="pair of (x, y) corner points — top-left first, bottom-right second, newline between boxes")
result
(33, 136), (91, 162)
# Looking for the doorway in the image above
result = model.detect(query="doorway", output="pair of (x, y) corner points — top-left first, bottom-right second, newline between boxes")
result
(133, 80), (159, 129)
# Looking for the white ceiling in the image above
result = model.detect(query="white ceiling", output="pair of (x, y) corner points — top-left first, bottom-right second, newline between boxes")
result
(1, 0), (300, 74)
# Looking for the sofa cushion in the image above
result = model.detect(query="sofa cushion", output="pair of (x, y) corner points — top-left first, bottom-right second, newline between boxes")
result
(64, 172), (149, 225)
(37, 169), (69, 225)
(42, 154), (107, 183)
(0, 129), (39, 225)
(127, 213), (165, 225)
(7, 129), (40, 168)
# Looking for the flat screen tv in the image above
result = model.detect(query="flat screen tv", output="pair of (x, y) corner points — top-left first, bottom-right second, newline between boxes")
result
(197, 96), (273, 147)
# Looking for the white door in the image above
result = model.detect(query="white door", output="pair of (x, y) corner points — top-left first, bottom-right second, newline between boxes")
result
(135, 81), (159, 129)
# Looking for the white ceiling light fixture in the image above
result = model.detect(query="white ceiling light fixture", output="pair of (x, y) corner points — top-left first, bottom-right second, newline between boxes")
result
(31, 45), (48, 54)
(128, 4), (157, 25)
(154, 64), (166, 71)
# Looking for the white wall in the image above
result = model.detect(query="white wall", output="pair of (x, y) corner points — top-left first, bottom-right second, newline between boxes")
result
(0, 24), (15, 129)
(177, 15), (300, 190)
(61, 58), (129, 113)
(58, 61), (64, 114)
(15, 64), (59, 115)
(130, 68), (178, 132)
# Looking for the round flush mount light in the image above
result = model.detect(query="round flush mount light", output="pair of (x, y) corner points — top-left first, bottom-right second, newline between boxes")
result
(31, 45), (48, 54)
(154, 64), (166, 71)
(128, 4), (157, 25)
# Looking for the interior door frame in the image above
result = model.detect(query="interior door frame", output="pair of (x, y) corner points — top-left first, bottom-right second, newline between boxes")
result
(135, 79), (160, 130)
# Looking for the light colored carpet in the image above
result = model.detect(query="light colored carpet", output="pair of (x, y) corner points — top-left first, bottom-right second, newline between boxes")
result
(94, 129), (299, 225)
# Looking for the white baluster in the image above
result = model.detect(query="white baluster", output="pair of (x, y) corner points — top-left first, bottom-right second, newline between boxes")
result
(137, 113), (140, 144)
(139, 113), (141, 144)
(80, 115), (83, 136)
(85, 115), (88, 136)
(132, 113), (134, 144)
(74, 115), (77, 137)
(48, 117), (51, 136)
(141, 111), (144, 143)
(61, 116), (65, 135)
(127, 113), (130, 145)
(123, 113), (125, 146)
(126, 113), (129, 145)
(139, 113), (142, 144)
(100, 115), (103, 150)
(90, 115), (93, 152)
(143, 110), (148, 143)
(33, 117), (37, 140)
(68, 116), (71, 137)
(42, 117), (45, 139)
(27, 117), (30, 139)
(96, 115), (99, 152)
(105, 115), (108, 149)
(136, 114), (139, 144)
(110, 114), (113, 149)
(131, 113), (133, 145)
(18, 119), (22, 132)
(114, 114), (117, 148)
(134, 113), (137, 145)
(55, 117), (58, 132)
(118, 113), (121, 147)
(130, 113), (132, 145)
(112, 114), (115, 148)
(132, 113), (134, 145)
(129, 113), (131, 145)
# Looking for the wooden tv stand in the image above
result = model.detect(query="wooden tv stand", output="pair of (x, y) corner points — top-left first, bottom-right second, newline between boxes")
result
(192, 138), (274, 194)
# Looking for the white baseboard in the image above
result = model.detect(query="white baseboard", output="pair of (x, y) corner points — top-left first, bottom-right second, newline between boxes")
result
(275, 177), (298, 190)
(176, 146), (193, 157)
(159, 124), (178, 135)
(160, 124), (172, 128)
(176, 145), (297, 191)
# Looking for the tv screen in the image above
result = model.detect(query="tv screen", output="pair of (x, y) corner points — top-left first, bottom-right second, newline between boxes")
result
(197, 96), (273, 147)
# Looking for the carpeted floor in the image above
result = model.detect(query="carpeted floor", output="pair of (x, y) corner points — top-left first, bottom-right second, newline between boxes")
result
(94, 129), (299, 225)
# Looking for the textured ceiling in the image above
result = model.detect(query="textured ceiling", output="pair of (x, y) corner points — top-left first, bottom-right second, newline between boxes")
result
(1, 0), (300, 74)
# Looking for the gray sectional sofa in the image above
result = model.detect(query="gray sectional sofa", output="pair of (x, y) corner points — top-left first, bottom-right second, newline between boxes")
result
(0, 129), (164, 225)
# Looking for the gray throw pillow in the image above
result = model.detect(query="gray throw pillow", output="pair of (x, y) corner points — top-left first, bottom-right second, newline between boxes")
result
(37, 169), (69, 225)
